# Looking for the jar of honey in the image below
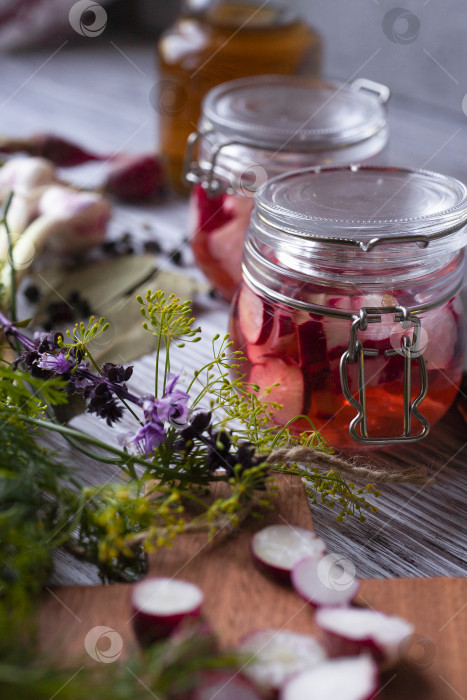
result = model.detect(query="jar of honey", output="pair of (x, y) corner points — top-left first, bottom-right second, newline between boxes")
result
(228, 166), (467, 448)
(184, 75), (391, 300)
(157, 0), (321, 189)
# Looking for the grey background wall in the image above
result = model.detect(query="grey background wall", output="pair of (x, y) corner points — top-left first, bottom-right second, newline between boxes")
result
(137, 1), (465, 115)
(292, 0), (465, 115)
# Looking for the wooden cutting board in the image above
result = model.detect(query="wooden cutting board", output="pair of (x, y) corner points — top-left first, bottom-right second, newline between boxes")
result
(40, 475), (466, 699)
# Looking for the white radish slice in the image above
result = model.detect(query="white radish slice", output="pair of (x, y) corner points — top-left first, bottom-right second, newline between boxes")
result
(315, 607), (414, 668)
(280, 655), (379, 700)
(238, 284), (272, 344)
(239, 629), (326, 693)
(323, 293), (399, 355)
(131, 577), (203, 646)
(251, 524), (326, 581)
(249, 358), (306, 424)
(291, 554), (360, 608)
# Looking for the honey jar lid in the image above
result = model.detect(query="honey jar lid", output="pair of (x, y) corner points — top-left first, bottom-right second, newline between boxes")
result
(256, 165), (467, 252)
(201, 75), (390, 152)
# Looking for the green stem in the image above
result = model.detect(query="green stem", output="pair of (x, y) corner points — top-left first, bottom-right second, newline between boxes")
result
(22, 415), (194, 482)
(1, 192), (17, 324)
(269, 414), (318, 449)
(155, 331), (162, 397)
(163, 338), (170, 392)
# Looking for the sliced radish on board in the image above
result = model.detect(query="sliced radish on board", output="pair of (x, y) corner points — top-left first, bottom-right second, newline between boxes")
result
(194, 673), (263, 700)
(238, 284), (273, 345)
(251, 524), (326, 582)
(291, 554), (360, 608)
(239, 629), (326, 693)
(249, 358), (306, 424)
(280, 655), (379, 700)
(315, 607), (414, 668)
(131, 577), (203, 646)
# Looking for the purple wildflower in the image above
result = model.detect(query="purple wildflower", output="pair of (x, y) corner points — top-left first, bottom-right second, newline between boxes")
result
(124, 374), (190, 455)
(131, 414), (167, 455)
(156, 373), (190, 427)
(36, 352), (71, 375)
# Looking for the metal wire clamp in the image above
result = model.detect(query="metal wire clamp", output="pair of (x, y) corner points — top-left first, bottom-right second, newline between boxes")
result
(339, 306), (430, 445)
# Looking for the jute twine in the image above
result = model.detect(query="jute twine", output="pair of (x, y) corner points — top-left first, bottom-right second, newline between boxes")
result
(263, 445), (434, 485)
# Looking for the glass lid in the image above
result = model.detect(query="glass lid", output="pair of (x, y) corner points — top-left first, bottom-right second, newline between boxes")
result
(256, 165), (467, 250)
(202, 75), (389, 151)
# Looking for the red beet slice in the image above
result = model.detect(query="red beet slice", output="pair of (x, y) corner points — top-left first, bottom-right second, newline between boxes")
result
(280, 655), (379, 700)
(238, 284), (273, 345)
(251, 524), (326, 582)
(131, 577), (203, 646)
(249, 358), (306, 424)
(315, 607), (414, 668)
(291, 554), (360, 608)
(238, 629), (326, 693)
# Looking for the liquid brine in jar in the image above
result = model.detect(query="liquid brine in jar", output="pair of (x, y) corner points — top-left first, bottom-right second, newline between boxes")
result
(158, 0), (321, 190)
(228, 166), (467, 448)
(185, 75), (391, 301)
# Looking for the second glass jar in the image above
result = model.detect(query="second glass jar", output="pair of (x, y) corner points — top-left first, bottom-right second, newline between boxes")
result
(185, 74), (391, 300)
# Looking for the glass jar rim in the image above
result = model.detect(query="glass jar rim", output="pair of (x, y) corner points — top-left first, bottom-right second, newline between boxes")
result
(200, 75), (390, 152)
(254, 165), (467, 252)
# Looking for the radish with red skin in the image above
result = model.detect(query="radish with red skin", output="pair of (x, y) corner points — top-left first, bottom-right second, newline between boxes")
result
(291, 554), (360, 608)
(131, 577), (204, 646)
(238, 629), (326, 694)
(251, 524), (326, 582)
(104, 154), (165, 201)
(280, 655), (379, 700)
(315, 607), (414, 669)
(238, 285), (274, 345)
(249, 358), (307, 424)
(193, 673), (263, 700)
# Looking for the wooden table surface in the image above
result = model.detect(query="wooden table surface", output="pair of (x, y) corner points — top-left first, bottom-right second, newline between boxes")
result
(0, 37), (466, 589)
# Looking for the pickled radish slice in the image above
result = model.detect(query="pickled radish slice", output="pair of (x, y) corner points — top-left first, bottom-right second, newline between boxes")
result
(251, 524), (326, 581)
(298, 320), (327, 366)
(291, 554), (360, 608)
(194, 185), (233, 234)
(238, 285), (273, 344)
(131, 577), (203, 646)
(280, 656), (379, 700)
(208, 218), (245, 288)
(249, 358), (306, 423)
(315, 607), (414, 668)
(418, 307), (456, 370)
(239, 629), (326, 693)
